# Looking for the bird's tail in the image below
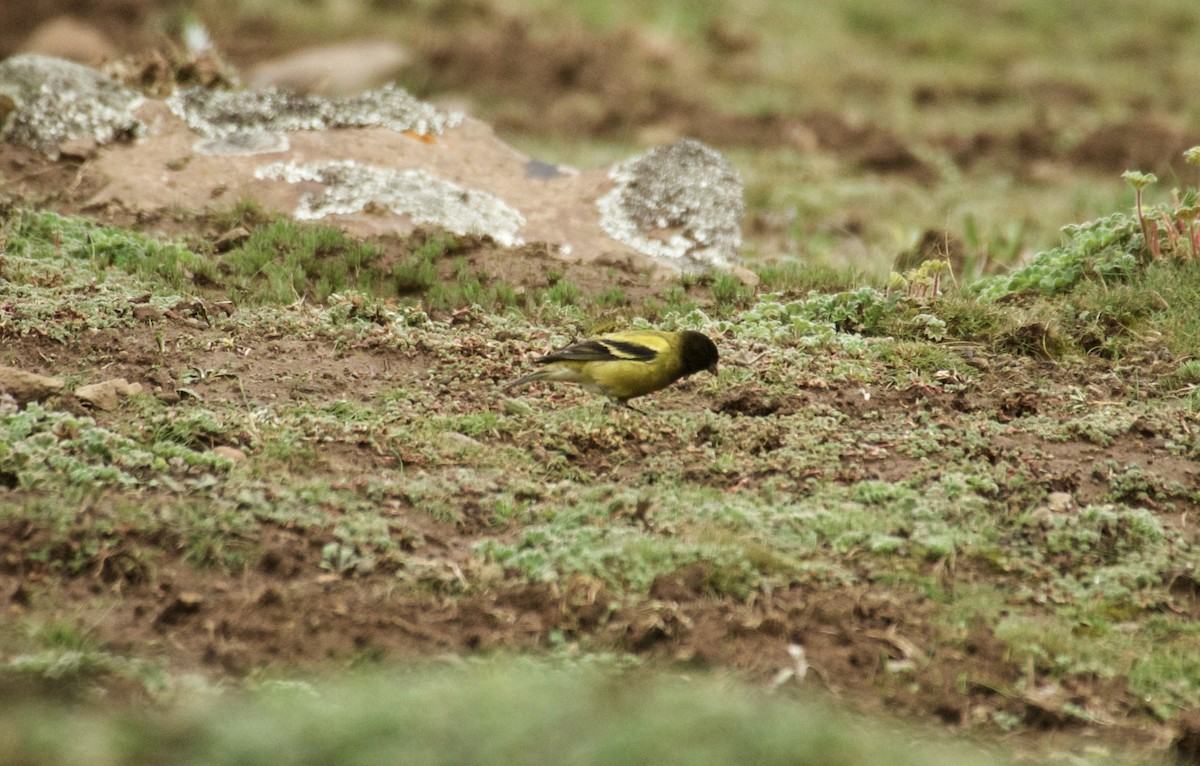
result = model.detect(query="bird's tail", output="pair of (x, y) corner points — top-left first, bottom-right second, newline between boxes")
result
(502, 371), (551, 392)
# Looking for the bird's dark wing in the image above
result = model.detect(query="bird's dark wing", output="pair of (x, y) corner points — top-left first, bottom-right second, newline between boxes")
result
(537, 337), (659, 364)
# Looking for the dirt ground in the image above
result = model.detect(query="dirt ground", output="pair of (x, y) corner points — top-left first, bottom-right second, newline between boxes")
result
(3, 307), (1197, 760)
(0, 316), (1189, 731)
(4, 1), (1200, 761)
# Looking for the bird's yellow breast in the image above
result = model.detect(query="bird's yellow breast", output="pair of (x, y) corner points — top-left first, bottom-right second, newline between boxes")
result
(566, 357), (680, 401)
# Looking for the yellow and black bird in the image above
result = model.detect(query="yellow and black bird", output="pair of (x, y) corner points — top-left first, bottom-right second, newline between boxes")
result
(503, 330), (719, 410)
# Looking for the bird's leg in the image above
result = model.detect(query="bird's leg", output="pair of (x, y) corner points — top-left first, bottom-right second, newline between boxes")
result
(612, 398), (648, 415)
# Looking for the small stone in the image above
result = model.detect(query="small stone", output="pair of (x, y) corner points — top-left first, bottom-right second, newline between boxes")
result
(156, 389), (182, 404)
(437, 431), (483, 454)
(213, 225), (252, 251)
(1045, 492), (1074, 512)
(75, 378), (143, 410)
(0, 366), (64, 404)
(1028, 506), (1054, 525)
(57, 135), (100, 160)
(18, 16), (118, 65)
(178, 591), (204, 608)
(166, 82), (461, 141)
(728, 265), (760, 286)
(246, 41), (411, 96)
(212, 445), (247, 463)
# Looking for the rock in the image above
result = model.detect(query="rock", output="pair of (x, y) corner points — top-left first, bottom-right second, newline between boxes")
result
(212, 445), (247, 463)
(18, 16), (118, 65)
(57, 135), (100, 160)
(246, 41), (412, 96)
(0, 366), (65, 404)
(75, 378), (143, 410)
(0, 54), (143, 159)
(213, 225), (252, 251)
(1045, 491), (1074, 513)
(728, 265), (760, 286)
(597, 139), (745, 272)
(437, 431), (483, 455)
(6, 57), (746, 277)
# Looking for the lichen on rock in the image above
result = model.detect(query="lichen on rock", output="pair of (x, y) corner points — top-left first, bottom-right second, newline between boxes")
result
(257, 160), (526, 246)
(0, 53), (144, 158)
(597, 138), (744, 272)
(167, 82), (463, 141)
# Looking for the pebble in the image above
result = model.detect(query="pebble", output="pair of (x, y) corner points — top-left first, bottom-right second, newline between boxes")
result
(0, 366), (65, 404)
(212, 445), (248, 463)
(246, 41), (411, 96)
(75, 378), (143, 410)
(19, 15), (118, 65)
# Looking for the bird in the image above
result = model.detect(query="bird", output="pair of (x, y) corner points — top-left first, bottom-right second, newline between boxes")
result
(503, 329), (719, 411)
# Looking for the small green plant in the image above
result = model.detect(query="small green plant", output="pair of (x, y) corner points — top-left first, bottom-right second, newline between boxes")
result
(709, 272), (754, 306)
(395, 230), (463, 293)
(888, 258), (952, 299)
(392, 252), (440, 293)
(1122, 169), (1158, 254)
(871, 339), (968, 381)
(799, 286), (892, 332)
(545, 279), (582, 306)
(967, 164), (1200, 304)
(544, 266), (566, 285)
(177, 505), (255, 571)
(1121, 156), (1200, 262)
(1159, 358), (1200, 394)
(754, 260), (862, 294)
(208, 197), (275, 232)
(9, 210), (215, 290)
(320, 541), (371, 575)
(595, 285), (630, 308)
(221, 219), (385, 304)
(970, 211), (1140, 301)
(1145, 188), (1200, 262)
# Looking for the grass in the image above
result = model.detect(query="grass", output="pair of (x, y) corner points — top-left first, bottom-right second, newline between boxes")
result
(0, 663), (1018, 766)
(8, 189), (1200, 760)
(0, 208), (764, 320)
(221, 219), (386, 304)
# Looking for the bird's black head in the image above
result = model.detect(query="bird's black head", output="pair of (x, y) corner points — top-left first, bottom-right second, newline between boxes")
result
(680, 331), (719, 376)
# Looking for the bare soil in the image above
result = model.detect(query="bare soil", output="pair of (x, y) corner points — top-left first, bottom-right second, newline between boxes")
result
(3, 317), (1197, 757)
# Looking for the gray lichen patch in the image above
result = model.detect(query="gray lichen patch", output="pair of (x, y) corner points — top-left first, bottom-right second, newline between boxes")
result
(597, 139), (744, 272)
(167, 83), (463, 142)
(0, 54), (144, 158)
(257, 160), (526, 246)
